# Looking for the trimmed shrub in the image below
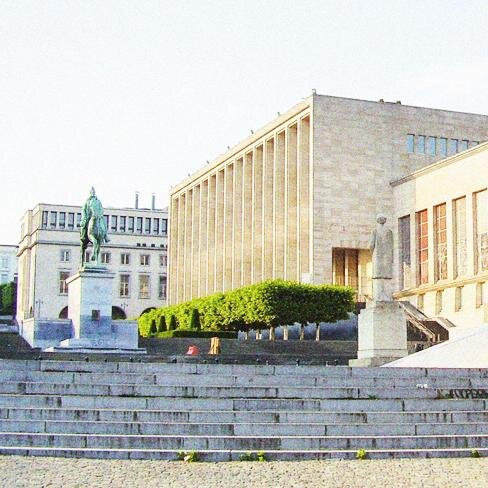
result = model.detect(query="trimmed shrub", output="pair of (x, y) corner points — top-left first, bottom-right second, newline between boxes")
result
(149, 330), (237, 339)
(168, 315), (177, 331)
(189, 308), (201, 331)
(157, 315), (166, 333)
(149, 319), (157, 336)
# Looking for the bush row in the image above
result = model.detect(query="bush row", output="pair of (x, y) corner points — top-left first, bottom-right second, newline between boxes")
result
(146, 330), (238, 339)
(139, 279), (355, 337)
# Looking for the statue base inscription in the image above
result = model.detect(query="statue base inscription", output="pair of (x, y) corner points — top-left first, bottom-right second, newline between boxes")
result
(349, 301), (408, 367)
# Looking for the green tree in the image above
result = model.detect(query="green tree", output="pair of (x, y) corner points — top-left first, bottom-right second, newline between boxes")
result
(158, 315), (166, 333)
(168, 315), (177, 331)
(149, 319), (157, 336)
(189, 308), (201, 331)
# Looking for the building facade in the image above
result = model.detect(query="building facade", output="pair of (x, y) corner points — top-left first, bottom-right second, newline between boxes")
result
(168, 93), (488, 315)
(17, 201), (168, 323)
(393, 141), (488, 330)
(0, 245), (18, 285)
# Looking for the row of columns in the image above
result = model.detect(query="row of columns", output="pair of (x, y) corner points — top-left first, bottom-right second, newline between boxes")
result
(168, 114), (311, 304)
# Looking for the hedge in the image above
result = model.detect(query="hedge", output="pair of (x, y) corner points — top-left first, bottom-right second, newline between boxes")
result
(148, 330), (238, 339)
(139, 279), (355, 338)
(0, 282), (15, 315)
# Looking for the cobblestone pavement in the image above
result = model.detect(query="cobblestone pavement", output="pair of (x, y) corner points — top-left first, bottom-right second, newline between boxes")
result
(1, 456), (488, 488)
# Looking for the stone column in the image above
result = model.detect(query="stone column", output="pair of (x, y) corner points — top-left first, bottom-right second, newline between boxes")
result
(273, 131), (286, 278)
(242, 152), (253, 285)
(233, 158), (243, 288)
(207, 175), (216, 294)
(177, 194), (186, 303)
(184, 189), (193, 302)
(252, 146), (264, 283)
(168, 195), (179, 304)
(215, 170), (225, 292)
(286, 123), (298, 280)
(192, 185), (200, 300)
(224, 164), (234, 291)
(298, 116), (311, 281)
(263, 139), (274, 279)
(199, 180), (208, 298)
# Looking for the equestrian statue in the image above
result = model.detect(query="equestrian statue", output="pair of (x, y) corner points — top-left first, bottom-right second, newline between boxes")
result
(80, 187), (109, 267)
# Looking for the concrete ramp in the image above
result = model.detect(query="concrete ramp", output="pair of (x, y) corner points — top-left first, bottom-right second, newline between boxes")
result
(384, 326), (488, 368)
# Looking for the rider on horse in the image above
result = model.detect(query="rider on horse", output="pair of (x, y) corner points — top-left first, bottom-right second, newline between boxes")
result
(80, 187), (109, 267)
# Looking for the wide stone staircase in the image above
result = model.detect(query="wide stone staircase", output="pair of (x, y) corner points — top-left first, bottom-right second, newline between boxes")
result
(0, 358), (487, 460)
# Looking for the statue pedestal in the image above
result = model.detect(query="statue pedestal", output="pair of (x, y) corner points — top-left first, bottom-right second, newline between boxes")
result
(349, 301), (408, 367)
(46, 268), (145, 354)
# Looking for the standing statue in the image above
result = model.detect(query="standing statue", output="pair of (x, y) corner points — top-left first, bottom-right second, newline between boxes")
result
(80, 187), (109, 267)
(369, 215), (394, 301)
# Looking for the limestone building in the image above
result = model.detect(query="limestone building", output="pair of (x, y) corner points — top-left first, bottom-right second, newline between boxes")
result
(168, 93), (488, 319)
(17, 198), (168, 323)
(0, 245), (18, 284)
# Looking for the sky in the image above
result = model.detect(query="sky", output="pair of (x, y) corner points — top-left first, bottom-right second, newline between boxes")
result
(1, 0), (487, 244)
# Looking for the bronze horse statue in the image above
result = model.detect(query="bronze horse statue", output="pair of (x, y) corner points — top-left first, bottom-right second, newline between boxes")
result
(80, 187), (109, 267)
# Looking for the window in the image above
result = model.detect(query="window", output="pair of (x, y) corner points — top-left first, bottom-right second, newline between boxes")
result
(68, 213), (75, 230)
(417, 294), (425, 310)
(435, 290), (443, 314)
(449, 139), (458, 155)
(101, 252), (111, 264)
(453, 197), (467, 277)
(416, 210), (429, 285)
(158, 275), (167, 299)
(76, 213), (81, 228)
(136, 217), (143, 233)
(407, 134), (415, 153)
(159, 254), (168, 267)
(111, 216), (117, 232)
(474, 189), (488, 274)
(60, 249), (71, 262)
(128, 217), (135, 232)
(140, 254), (150, 266)
(104, 215), (109, 228)
(50, 211), (57, 228)
(434, 203), (447, 281)
(398, 215), (411, 289)
(476, 282), (484, 308)
(121, 253), (130, 265)
(42, 211), (49, 228)
(438, 137), (447, 156)
(144, 218), (151, 234)
(59, 212), (66, 229)
(119, 216), (126, 232)
(428, 136), (436, 155)
(139, 274), (150, 299)
(153, 218), (160, 234)
(59, 271), (70, 294)
(120, 274), (130, 297)
(455, 286), (463, 312)
(459, 140), (469, 152)
(161, 219), (168, 234)
(417, 135), (425, 154)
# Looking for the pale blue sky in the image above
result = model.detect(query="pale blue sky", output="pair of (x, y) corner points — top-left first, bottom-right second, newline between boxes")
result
(1, 0), (487, 243)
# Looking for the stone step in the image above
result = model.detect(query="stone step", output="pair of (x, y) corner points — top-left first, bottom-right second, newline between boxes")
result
(0, 370), (487, 389)
(2, 407), (488, 424)
(1, 446), (487, 461)
(0, 394), (485, 411)
(2, 419), (488, 436)
(0, 381), (462, 399)
(1, 359), (487, 379)
(0, 432), (487, 450)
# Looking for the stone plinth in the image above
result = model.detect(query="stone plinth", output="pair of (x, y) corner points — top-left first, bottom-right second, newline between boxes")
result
(349, 301), (408, 367)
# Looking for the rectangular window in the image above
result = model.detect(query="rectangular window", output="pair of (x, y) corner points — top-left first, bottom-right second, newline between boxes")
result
(434, 203), (447, 281)
(474, 189), (488, 274)
(139, 274), (150, 299)
(428, 136), (436, 156)
(136, 217), (143, 233)
(58, 212), (66, 229)
(417, 135), (425, 154)
(120, 274), (130, 297)
(449, 139), (458, 155)
(153, 218), (160, 234)
(111, 216), (117, 232)
(76, 213), (81, 228)
(128, 217), (135, 232)
(101, 252), (111, 264)
(161, 219), (168, 234)
(59, 271), (70, 294)
(144, 217), (151, 234)
(119, 216), (126, 232)
(140, 254), (150, 266)
(158, 275), (167, 299)
(453, 197), (467, 278)
(68, 213), (75, 230)
(416, 209), (429, 285)
(439, 137), (447, 156)
(60, 249), (71, 262)
(50, 211), (57, 228)
(407, 134), (415, 153)
(42, 211), (49, 228)
(103, 215), (109, 229)
(459, 140), (469, 152)
(398, 215), (411, 289)
(121, 253), (130, 265)
(159, 254), (167, 267)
